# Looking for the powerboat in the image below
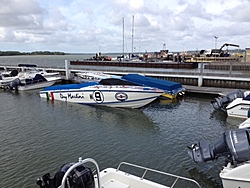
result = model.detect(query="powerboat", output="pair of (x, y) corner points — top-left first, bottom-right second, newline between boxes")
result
(76, 72), (186, 100)
(188, 128), (250, 188)
(39, 82), (164, 108)
(0, 69), (61, 90)
(36, 157), (201, 188)
(211, 89), (250, 118)
(7, 74), (57, 91)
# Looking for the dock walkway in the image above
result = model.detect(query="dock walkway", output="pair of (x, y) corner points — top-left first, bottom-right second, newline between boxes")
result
(184, 85), (240, 96)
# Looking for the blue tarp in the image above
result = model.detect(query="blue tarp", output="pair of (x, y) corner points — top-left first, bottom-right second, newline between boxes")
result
(122, 74), (183, 92)
(42, 82), (99, 91)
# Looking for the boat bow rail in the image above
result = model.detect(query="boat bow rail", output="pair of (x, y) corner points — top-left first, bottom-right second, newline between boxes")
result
(116, 161), (201, 188)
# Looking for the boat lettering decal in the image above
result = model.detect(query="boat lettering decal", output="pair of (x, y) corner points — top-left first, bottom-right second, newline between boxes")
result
(232, 130), (238, 144)
(240, 106), (250, 110)
(58, 93), (85, 100)
(93, 91), (104, 103)
(68, 93), (85, 99)
(115, 92), (128, 102)
(60, 93), (67, 100)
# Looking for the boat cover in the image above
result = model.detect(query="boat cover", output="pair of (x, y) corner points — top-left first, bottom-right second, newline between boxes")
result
(42, 82), (98, 91)
(18, 64), (37, 67)
(99, 78), (138, 86)
(25, 74), (47, 85)
(122, 74), (183, 92)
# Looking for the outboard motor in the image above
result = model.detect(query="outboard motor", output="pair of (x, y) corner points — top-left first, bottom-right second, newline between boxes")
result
(211, 89), (244, 110)
(8, 78), (21, 90)
(188, 129), (250, 165)
(36, 163), (95, 188)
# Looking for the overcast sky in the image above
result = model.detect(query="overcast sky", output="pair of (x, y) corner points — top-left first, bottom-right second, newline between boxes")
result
(0, 0), (249, 53)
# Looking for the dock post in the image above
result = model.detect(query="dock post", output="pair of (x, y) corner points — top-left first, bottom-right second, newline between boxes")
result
(198, 76), (203, 87)
(229, 62), (233, 77)
(65, 60), (70, 80)
(198, 62), (203, 86)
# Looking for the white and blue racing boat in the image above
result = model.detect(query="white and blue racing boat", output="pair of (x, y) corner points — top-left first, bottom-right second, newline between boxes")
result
(39, 81), (163, 108)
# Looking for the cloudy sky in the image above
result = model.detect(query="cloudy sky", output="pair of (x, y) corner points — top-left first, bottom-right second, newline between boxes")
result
(0, 0), (249, 53)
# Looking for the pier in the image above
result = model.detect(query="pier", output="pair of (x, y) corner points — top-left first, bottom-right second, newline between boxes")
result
(70, 60), (198, 69)
(1, 59), (250, 95)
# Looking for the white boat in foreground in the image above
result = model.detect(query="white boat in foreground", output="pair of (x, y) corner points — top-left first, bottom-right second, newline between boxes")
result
(36, 157), (201, 188)
(211, 89), (250, 118)
(39, 82), (163, 108)
(188, 128), (250, 188)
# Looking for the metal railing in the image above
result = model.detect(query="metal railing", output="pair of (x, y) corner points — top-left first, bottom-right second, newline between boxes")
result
(117, 161), (202, 188)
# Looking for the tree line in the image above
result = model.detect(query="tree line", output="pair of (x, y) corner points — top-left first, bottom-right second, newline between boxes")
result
(0, 51), (67, 56)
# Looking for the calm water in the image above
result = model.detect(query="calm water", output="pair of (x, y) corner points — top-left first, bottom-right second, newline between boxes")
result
(0, 55), (245, 188)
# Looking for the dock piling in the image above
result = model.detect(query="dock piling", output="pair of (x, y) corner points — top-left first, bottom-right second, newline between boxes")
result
(65, 60), (70, 80)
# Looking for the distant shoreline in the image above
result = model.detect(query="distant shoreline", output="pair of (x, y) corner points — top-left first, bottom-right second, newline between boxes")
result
(0, 51), (68, 56)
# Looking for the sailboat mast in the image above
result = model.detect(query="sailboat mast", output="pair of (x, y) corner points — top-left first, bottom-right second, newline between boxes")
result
(122, 17), (124, 61)
(132, 15), (134, 54)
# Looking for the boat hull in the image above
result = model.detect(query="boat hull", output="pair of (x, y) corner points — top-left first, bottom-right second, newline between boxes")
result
(226, 98), (250, 118)
(19, 80), (56, 91)
(39, 84), (163, 108)
(220, 163), (250, 188)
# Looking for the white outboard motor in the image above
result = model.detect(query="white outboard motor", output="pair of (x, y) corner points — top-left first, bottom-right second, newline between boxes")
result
(188, 129), (250, 165)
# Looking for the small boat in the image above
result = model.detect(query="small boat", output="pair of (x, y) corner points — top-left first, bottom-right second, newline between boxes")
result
(121, 74), (185, 99)
(36, 157), (201, 188)
(39, 82), (163, 108)
(188, 128), (250, 188)
(211, 89), (250, 118)
(75, 71), (121, 82)
(8, 74), (57, 91)
(0, 68), (61, 89)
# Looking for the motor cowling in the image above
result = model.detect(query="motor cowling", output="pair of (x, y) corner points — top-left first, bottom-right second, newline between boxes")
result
(37, 163), (95, 188)
(188, 129), (250, 164)
(211, 89), (244, 110)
